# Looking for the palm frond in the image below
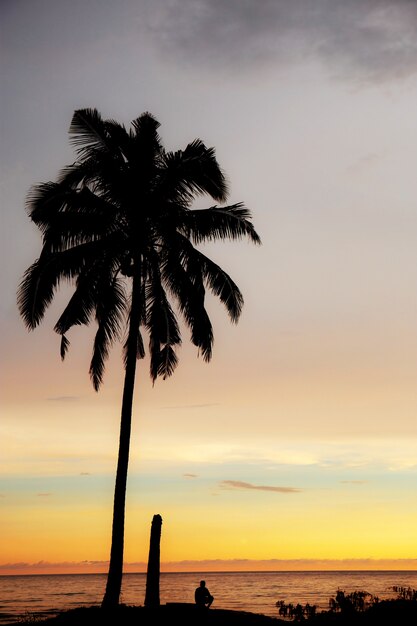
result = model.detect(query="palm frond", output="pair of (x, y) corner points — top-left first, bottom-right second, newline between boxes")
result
(27, 183), (122, 252)
(54, 251), (124, 335)
(28, 182), (118, 222)
(150, 345), (179, 383)
(122, 328), (145, 369)
(57, 159), (112, 190)
(61, 152), (128, 205)
(89, 278), (127, 390)
(131, 112), (161, 145)
(159, 228), (243, 323)
(145, 270), (181, 347)
(60, 335), (70, 360)
(188, 298), (213, 362)
(145, 261), (181, 382)
(53, 273), (99, 336)
(18, 235), (126, 330)
(180, 239), (244, 323)
(160, 139), (228, 204)
(104, 120), (134, 164)
(41, 214), (120, 254)
(128, 113), (164, 191)
(162, 250), (213, 361)
(69, 108), (127, 162)
(17, 257), (59, 330)
(203, 257), (243, 323)
(186, 203), (261, 245)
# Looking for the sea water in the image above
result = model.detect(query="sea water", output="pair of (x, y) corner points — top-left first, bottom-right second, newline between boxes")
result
(0, 570), (416, 624)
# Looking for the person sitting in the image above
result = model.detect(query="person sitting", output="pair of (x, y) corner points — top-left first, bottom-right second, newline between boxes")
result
(195, 580), (214, 608)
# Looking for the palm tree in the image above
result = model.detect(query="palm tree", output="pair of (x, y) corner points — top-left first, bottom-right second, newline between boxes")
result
(17, 108), (260, 608)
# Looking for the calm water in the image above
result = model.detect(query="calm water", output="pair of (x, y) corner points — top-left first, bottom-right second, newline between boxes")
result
(0, 571), (416, 624)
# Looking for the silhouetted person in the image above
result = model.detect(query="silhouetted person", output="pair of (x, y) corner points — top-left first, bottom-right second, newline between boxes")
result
(195, 580), (214, 608)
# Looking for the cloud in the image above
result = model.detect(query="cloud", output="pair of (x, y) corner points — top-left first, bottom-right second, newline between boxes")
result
(0, 562), (32, 571)
(0, 560), (147, 575)
(147, 0), (417, 82)
(220, 480), (302, 493)
(0, 560), (109, 572)
(37, 493), (52, 497)
(340, 480), (368, 484)
(80, 472), (91, 475)
(46, 396), (79, 402)
(164, 557), (417, 571)
(183, 473), (198, 478)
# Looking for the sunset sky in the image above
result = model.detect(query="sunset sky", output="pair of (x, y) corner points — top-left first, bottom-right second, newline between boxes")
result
(1, 0), (416, 575)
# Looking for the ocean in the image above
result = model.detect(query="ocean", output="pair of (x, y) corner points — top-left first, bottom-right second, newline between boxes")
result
(0, 571), (416, 624)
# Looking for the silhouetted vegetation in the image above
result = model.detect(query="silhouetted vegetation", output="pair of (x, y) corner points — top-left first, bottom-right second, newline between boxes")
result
(17, 108), (260, 608)
(276, 587), (417, 623)
(327, 589), (378, 614)
(276, 600), (317, 621)
(391, 585), (417, 601)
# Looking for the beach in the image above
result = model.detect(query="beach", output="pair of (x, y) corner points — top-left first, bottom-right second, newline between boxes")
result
(4, 599), (417, 626)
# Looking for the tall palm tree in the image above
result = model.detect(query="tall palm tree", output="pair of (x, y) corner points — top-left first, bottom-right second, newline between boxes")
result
(17, 108), (260, 608)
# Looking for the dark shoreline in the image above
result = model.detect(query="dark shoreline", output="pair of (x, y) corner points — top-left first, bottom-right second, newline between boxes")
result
(4, 598), (417, 626)
(4, 604), (284, 626)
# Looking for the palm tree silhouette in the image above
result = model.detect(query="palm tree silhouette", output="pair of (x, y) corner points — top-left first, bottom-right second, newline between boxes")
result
(17, 108), (260, 607)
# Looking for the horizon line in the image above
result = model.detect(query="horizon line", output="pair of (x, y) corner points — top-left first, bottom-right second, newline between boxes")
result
(1, 558), (416, 576)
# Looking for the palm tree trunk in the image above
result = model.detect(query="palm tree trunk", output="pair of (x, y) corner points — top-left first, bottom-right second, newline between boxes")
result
(144, 514), (162, 607)
(102, 267), (141, 608)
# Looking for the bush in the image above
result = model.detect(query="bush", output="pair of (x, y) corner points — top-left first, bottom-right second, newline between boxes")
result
(276, 587), (417, 622)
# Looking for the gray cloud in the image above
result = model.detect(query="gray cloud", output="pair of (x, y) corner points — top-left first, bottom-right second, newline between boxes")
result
(220, 480), (302, 493)
(183, 473), (198, 478)
(147, 0), (417, 82)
